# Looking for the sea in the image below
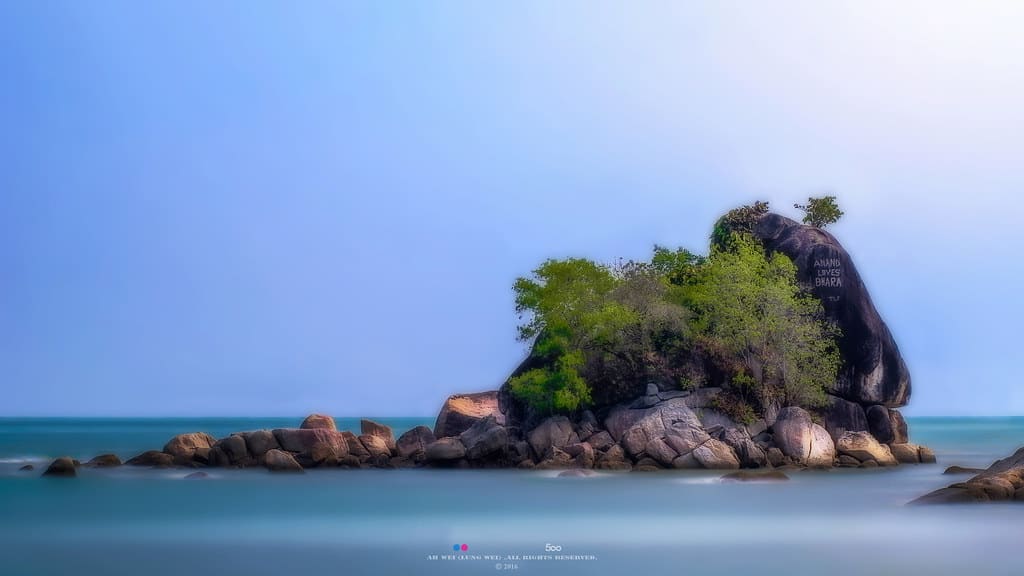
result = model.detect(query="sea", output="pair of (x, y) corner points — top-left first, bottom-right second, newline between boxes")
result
(0, 416), (1021, 576)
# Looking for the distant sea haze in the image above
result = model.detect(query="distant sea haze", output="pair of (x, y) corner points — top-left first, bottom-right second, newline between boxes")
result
(1, 417), (1022, 575)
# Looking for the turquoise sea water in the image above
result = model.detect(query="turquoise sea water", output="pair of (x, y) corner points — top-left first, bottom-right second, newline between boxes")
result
(0, 416), (1021, 576)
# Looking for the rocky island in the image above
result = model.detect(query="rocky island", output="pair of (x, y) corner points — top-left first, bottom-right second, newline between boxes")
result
(40, 202), (938, 477)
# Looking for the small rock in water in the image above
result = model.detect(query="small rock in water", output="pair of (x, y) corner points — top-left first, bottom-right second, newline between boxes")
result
(943, 465), (984, 475)
(557, 469), (595, 478)
(720, 470), (790, 482)
(42, 457), (77, 478)
(19, 464), (34, 471)
(86, 454), (122, 468)
(184, 471), (209, 479)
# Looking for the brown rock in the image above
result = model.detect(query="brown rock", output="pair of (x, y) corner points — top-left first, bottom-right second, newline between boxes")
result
(264, 449), (303, 472)
(434, 391), (504, 438)
(587, 431), (615, 452)
(944, 465), (984, 475)
(890, 443), (921, 464)
(918, 445), (937, 464)
(889, 409), (909, 444)
(396, 426), (436, 461)
(358, 434), (391, 460)
(85, 454), (122, 468)
(240, 430), (280, 463)
(721, 470), (789, 482)
(595, 444), (631, 471)
(671, 452), (701, 469)
(272, 428), (349, 459)
(163, 433), (216, 460)
(300, 414), (337, 430)
(836, 431), (897, 466)
(645, 437), (679, 467)
(424, 437), (466, 462)
(527, 416), (579, 458)
(693, 438), (740, 470)
(837, 455), (860, 467)
(126, 450), (174, 468)
(361, 419), (396, 453)
(42, 457), (77, 478)
(341, 431), (371, 461)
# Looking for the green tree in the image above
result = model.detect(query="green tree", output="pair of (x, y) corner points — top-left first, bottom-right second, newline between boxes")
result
(686, 233), (840, 413)
(511, 258), (631, 413)
(794, 195), (844, 228)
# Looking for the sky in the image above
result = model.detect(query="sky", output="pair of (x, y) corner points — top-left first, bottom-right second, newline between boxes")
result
(2, 1), (1023, 417)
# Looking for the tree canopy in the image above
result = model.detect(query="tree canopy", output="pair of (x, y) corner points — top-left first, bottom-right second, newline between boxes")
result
(509, 222), (842, 421)
(794, 195), (844, 228)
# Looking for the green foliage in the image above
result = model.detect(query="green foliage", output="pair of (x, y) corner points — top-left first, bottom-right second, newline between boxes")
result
(794, 195), (844, 228)
(687, 233), (840, 411)
(510, 203), (844, 418)
(509, 346), (591, 415)
(711, 201), (770, 249)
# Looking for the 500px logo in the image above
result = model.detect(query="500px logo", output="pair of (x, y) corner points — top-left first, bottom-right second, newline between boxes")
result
(544, 543), (562, 552)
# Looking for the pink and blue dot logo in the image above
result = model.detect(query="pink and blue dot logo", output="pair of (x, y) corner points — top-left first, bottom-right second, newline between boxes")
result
(452, 544), (469, 552)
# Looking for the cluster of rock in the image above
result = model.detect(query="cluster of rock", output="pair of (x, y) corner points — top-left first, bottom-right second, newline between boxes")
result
(37, 391), (935, 477)
(417, 385), (934, 472)
(912, 447), (1024, 504)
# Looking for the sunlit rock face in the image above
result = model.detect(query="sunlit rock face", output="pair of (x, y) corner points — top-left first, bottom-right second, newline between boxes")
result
(752, 213), (911, 409)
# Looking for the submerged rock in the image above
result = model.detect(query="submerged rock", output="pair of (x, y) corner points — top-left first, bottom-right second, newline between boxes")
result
(85, 454), (122, 468)
(944, 465), (984, 475)
(42, 457), (77, 478)
(126, 450), (175, 468)
(19, 464), (34, 471)
(721, 470), (789, 482)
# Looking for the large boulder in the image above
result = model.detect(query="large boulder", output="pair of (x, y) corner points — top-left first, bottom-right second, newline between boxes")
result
(527, 416), (579, 457)
(396, 426), (436, 461)
(772, 407), (835, 466)
(211, 435), (251, 467)
(752, 213), (911, 407)
(300, 414), (337, 430)
(434, 391), (505, 438)
(163, 432), (216, 460)
(42, 457), (77, 478)
(240, 430), (280, 463)
(272, 428), (349, 463)
(264, 449), (303, 472)
(360, 419), (396, 453)
(604, 397), (706, 463)
(836, 431), (897, 466)
(459, 416), (508, 461)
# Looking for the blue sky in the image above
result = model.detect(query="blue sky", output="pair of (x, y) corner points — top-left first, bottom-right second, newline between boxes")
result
(2, 2), (1023, 417)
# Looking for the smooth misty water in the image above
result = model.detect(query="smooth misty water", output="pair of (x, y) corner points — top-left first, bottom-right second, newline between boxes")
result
(0, 417), (1021, 576)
